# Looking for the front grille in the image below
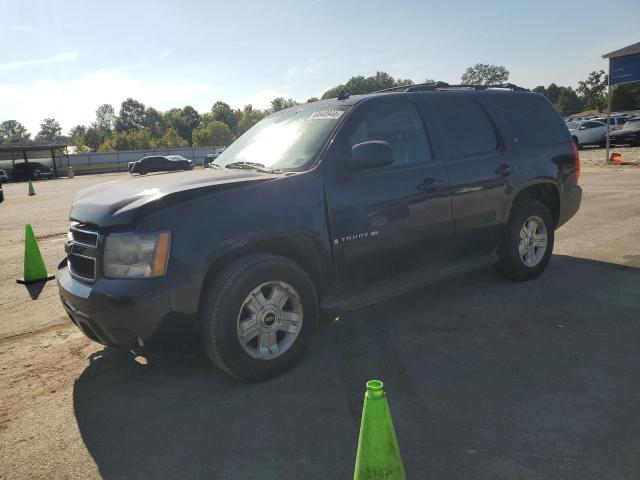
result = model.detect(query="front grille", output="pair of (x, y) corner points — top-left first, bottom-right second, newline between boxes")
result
(67, 224), (99, 282)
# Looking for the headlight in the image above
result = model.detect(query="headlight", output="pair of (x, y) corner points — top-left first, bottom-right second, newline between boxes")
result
(103, 231), (170, 278)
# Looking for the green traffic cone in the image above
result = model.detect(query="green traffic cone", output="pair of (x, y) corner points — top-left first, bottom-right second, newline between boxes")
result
(28, 181), (36, 196)
(353, 380), (406, 480)
(16, 224), (55, 285)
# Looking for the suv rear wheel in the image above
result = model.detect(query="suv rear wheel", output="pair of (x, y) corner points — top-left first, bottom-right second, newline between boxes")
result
(497, 199), (554, 281)
(200, 254), (318, 380)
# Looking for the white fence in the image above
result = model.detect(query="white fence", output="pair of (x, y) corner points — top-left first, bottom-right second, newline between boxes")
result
(57, 146), (226, 175)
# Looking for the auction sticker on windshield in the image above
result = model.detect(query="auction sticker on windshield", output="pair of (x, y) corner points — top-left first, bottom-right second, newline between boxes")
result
(308, 110), (344, 120)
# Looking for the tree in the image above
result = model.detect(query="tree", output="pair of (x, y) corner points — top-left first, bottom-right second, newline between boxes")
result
(192, 121), (235, 147)
(68, 125), (87, 142)
(83, 126), (108, 150)
(35, 118), (62, 142)
(0, 120), (31, 143)
(210, 101), (239, 131)
(143, 107), (165, 138)
(73, 138), (90, 153)
(611, 83), (640, 111)
(235, 105), (266, 136)
(555, 87), (583, 114)
(306, 97), (319, 103)
(164, 106), (201, 145)
(577, 70), (608, 111)
(99, 129), (155, 151)
(115, 98), (146, 132)
(270, 97), (298, 112)
(460, 64), (509, 85)
(95, 104), (115, 133)
(155, 128), (189, 148)
(321, 71), (415, 99)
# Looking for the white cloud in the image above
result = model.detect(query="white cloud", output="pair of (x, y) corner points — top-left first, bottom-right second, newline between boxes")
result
(0, 68), (216, 134)
(234, 87), (293, 110)
(157, 48), (176, 60)
(286, 58), (322, 80)
(3, 25), (33, 32)
(0, 52), (78, 72)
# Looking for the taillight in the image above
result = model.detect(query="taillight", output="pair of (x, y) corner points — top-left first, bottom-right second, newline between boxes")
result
(572, 141), (580, 183)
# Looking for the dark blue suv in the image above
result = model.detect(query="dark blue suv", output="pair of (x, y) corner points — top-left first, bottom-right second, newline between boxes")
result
(58, 84), (582, 379)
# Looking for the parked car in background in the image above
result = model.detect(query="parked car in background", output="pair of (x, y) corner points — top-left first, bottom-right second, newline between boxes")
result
(593, 116), (627, 131)
(58, 86), (582, 380)
(203, 153), (221, 168)
(0, 169), (8, 183)
(128, 155), (194, 175)
(607, 119), (640, 146)
(12, 162), (54, 181)
(568, 120), (607, 147)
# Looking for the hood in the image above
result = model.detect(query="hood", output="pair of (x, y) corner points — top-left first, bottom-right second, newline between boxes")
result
(611, 127), (640, 136)
(70, 169), (280, 227)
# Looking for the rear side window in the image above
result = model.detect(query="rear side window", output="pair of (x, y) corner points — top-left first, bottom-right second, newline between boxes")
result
(432, 96), (498, 159)
(494, 94), (568, 147)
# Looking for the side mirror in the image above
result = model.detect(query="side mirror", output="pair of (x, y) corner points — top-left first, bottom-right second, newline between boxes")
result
(346, 140), (394, 172)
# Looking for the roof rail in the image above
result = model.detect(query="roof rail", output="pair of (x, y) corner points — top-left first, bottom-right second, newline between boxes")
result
(373, 82), (529, 94)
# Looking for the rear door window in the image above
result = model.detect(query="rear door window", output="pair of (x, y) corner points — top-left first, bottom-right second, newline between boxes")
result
(493, 94), (568, 147)
(431, 96), (498, 159)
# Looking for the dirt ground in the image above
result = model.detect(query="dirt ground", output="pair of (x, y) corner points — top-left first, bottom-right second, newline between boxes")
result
(1, 163), (639, 479)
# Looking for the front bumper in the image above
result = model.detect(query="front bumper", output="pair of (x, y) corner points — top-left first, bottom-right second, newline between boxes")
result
(57, 261), (196, 350)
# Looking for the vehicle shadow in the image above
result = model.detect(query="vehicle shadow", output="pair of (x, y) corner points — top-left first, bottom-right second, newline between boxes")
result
(73, 255), (640, 480)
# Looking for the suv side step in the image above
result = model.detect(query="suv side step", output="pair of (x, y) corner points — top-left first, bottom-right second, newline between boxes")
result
(320, 253), (498, 313)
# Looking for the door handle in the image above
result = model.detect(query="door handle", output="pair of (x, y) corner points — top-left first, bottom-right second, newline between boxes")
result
(418, 178), (443, 191)
(495, 163), (512, 177)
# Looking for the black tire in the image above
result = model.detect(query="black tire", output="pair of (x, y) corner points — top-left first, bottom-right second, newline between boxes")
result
(496, 199), (554, 281)
(137, 168), (147, 175)
(200, 254), (318, 380)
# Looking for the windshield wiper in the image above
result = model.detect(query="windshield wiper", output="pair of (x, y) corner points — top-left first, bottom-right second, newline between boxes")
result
(222, 161), (280, 173)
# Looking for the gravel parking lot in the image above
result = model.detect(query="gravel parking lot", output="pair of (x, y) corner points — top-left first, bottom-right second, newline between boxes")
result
(1, 164), (639, 479)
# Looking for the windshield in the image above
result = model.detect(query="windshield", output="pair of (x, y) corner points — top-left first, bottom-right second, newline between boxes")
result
(214, 105), (348, 172)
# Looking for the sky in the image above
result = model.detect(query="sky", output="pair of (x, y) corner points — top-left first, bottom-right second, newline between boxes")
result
(1, 0), (639, 135)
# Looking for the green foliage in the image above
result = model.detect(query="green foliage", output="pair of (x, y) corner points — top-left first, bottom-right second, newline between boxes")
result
(192, 120), (235, 147)
(577, 70), (607, 111)
(164, 106), (201, 146)
(35, 118), (62, 142)
(99, 129), (155, 151)
(533, 83), (584, 114)
(115, 98), (147, 132)
(321, 71), (417, 99)
(235, 105), (266, 136)
(68, 125), (87, 142)
(270, 97), (299, 112)
(0, 120), (31, 143)
(155, 128), (189, 148)
(83, 127), (109, 150)
(461, 63), (509, 85)
(210, 101), (240, 132)
(611, 83), (640, 111)
(73, 138), (90, 153)
(306, 97), (319, 103)
(143, 107), (165, 138)
(94, 104), (115, 133)
(555, 88), (583, 114)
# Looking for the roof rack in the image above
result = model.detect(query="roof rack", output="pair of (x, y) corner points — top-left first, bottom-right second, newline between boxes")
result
(373, 82), (529, 93)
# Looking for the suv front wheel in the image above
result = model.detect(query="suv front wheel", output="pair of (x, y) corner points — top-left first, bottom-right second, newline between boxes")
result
(497, 199), (554, 281)
(200, 254), (318, 380)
